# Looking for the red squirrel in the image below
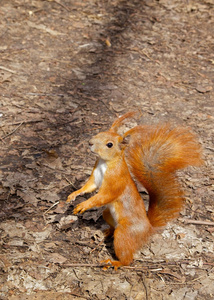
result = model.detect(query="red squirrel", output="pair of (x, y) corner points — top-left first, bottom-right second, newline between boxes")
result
(65, 112), (203, 269)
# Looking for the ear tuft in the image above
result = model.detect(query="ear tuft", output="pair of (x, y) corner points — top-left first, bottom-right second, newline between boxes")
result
(110, 112), (137, 133)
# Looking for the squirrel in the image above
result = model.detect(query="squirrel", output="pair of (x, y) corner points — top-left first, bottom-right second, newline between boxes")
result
(65, 112), (203, 270)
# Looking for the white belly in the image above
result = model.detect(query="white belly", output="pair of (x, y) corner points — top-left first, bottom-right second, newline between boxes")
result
(94, 159), (107, 188)
(108, 204), (118, 225)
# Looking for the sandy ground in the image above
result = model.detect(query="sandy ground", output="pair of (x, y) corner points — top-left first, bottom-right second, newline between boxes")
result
(0, 0), (213, 299)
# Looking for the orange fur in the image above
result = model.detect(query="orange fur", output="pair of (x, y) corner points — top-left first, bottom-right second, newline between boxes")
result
(124, 125), (203, 227)
(71, 132), (152, 267)
(65, 112), (203, 268)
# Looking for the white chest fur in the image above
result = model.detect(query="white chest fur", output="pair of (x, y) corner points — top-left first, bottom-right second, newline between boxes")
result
(94, 159), (107, 188)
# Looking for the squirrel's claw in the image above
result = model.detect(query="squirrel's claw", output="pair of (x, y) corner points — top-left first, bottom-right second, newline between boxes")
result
(73, 203), (87, 214)
(100, 259), (122, 271)
(66, 192), (77, 203)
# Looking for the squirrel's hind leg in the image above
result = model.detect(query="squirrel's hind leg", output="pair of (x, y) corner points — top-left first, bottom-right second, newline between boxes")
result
(100, 226), (135, 270)
(103, 208), (115, 238)
(113, 225), (136, 266)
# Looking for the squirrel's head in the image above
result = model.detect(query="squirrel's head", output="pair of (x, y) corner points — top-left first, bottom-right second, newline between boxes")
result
(89, 132), (123, 161)
(89, 112), (137, 160)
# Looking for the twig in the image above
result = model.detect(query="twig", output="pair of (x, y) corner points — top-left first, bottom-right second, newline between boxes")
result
(140, 274), (149, 300)
(0, 65), (17, 74)
(64, 176), (77, 189)
(46, 0), (70, 11)
(53, 0), (70, 11)
(26, 92), (65, 97)
(90, 240), (104, 254)
(180, 218), (214, 226)
(0, 121), (24, 141)
(43, 201), (60, 224)
(43, 201), (60, 215)
(63, 263), (103, 268)
(0, 120), (42, 128)
(203, 262), (214, 266)
(62, 263), (157, 271)
(62, 258), (213, 271)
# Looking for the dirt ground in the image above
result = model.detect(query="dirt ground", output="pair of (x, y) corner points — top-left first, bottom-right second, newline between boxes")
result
(0, 0), (213, 299)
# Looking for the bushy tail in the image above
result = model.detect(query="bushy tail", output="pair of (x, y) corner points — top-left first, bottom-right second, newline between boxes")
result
(124, 124), (203, 227)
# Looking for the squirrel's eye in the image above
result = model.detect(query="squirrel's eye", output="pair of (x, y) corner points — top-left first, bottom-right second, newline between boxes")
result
(106, 142), (113, 148)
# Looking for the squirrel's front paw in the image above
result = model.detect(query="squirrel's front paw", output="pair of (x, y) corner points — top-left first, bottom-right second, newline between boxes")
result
(66, 192), (77, 203)
(73, 203), (87, 214)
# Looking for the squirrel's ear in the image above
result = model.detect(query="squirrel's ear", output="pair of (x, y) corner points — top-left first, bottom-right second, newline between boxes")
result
(121, 134), (131, 147)
(118, 135), (130, 150)
(110, 111), (137, 133)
